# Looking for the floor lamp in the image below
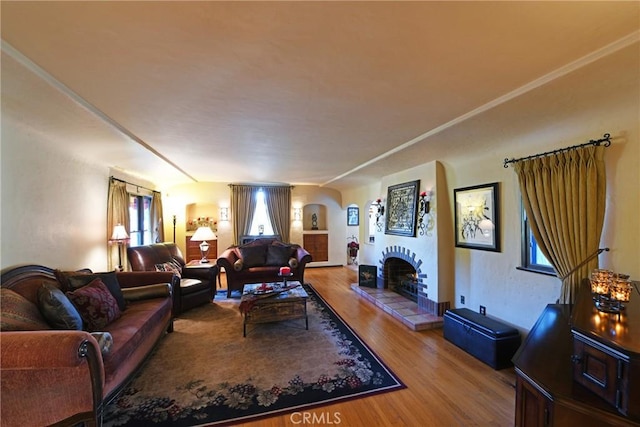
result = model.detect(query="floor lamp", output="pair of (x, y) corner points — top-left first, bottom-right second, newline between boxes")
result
(110, 224), (130, 271)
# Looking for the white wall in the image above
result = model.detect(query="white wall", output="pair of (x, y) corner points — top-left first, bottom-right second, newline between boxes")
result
(1, 119), (109, 271)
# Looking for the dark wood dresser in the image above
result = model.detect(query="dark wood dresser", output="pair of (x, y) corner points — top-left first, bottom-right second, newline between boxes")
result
(513, 285), (639, 426)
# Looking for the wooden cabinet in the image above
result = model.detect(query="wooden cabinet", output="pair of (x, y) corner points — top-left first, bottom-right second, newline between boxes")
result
(515, 375), (553, 427)
(303, 233), (328, 262)
(570, 285), (639, 420)
(513, 285), (640, 427)
(185, 236), (217, 263)
(572, 334), (629, 413)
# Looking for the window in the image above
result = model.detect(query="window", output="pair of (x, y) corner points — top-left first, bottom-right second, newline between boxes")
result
(521, 208), (556, 275)
(248, 190), (274, 236)
(129, 194), (152, 247)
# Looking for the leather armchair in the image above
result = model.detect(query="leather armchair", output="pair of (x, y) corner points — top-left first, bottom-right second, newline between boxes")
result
(127, 243), (218, 315)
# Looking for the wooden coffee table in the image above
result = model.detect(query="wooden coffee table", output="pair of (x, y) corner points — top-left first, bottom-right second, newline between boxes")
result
(241, 282), (309, 337)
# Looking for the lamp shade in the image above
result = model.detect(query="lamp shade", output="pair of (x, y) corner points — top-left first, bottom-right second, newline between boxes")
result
(110, 224), (129, 241)
(191, 226), (217, 242)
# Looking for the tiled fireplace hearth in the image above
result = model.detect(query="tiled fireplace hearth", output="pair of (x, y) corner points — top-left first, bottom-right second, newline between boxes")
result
(351, 245), (449, 331)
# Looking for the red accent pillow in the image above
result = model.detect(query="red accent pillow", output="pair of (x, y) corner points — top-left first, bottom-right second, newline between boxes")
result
(67, 278), (122, 331)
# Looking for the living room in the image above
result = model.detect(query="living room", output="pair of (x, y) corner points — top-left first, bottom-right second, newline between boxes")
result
(1, 2), (639, 426)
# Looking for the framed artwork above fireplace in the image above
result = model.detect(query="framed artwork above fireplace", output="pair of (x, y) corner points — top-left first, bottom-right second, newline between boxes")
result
(385, 180), (420, 237)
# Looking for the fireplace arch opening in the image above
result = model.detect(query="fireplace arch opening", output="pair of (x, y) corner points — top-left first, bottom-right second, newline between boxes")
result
(384, 258), (418, 302)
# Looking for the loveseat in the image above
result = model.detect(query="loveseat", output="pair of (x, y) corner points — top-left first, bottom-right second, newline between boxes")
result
(0, 264), (175, 427)
(216, 238), (312, 298)
(127, 242), (218, 315)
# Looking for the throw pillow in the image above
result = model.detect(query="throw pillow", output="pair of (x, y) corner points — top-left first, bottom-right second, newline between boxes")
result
(54, 269), (92, 292)
(67, 278), (122, 331)
(170, 259), (183, 276)
(0, 288), (51, 331)
(121, 283), (171, 302)
(266, 244), (292, 266)
(233, 259), (244, 271)
(239, 245), (267, 268)
(67, 272), (126, 312)
(37, 283), (83, 330)
(288, 257), (299, 269)
(90, 332), (114, 356)
(155, 262), (182, 278)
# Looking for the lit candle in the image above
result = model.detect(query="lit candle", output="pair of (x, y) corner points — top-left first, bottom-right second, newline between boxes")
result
(280, 266), (291, 275)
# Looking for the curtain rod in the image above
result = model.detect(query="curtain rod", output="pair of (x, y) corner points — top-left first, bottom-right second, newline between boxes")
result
(228, 183), (294, 188)
(503, 133), (612, 168)
(110, 176), (159, 194)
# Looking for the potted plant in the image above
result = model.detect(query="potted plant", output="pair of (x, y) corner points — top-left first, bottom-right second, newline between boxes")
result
(347, 240), (359, 258)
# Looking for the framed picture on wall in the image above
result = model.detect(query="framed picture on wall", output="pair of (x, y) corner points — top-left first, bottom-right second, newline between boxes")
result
(384, 180), (420, 237)
(347, 206), (359, 226)
(454, 182), (500, 252)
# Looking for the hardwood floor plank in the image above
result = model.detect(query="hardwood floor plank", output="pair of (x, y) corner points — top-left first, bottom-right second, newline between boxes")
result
(235, 266), (516, 426)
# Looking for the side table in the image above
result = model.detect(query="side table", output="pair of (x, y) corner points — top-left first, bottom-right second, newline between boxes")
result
(185, 260), (221, 289)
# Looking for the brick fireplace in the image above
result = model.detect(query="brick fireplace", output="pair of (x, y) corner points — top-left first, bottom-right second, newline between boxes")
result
(378, 246), (449, 317)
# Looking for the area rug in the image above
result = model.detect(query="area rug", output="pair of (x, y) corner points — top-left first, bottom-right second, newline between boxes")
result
(103, 284), (405, 426)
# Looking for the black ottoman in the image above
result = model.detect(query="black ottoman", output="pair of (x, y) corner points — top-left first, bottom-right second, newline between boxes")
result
(443, 308), (521, 370)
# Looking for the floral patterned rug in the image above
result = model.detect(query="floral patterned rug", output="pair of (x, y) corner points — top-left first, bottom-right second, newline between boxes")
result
(103, 284), (404, 426)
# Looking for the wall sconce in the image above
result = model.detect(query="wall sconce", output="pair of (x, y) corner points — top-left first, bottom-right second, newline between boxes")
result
(293, 208), (302, 221)
(417, 191), (432, 236)
(374, 198), (385, 232)
(220, 207), (229, 222)
(590, 269), (632, 315)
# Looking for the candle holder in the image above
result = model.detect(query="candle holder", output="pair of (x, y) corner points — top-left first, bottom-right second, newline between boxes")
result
(590, 269), (632, 314)
(278, 271), (293, 287)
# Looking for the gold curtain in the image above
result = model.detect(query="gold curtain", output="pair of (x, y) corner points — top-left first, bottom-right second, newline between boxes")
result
(264, 186), (292, 242)
(107, 179), (130, 271)
(514, 145), (606, 303)
(230, 185), (258, 245)
(150, 192), (164, 243)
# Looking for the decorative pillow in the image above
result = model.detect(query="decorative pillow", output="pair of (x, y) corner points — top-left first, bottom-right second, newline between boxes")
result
(266, 245), (292, 266)
(66, 279), (122, 331)
(90, 332), (114, 356)
(239, 245), (267, 268)
(67, 272), (126, 312)
(0, 288), (51, 331)
(155, 262), (182, 278)
(54, 269), (92, 292)
(121, 283), (171, 302)
(233, 259), (244, 271)
(288, 257), (299, 269)
(37, 283), (83, 330)
(170, 259), (183, 275)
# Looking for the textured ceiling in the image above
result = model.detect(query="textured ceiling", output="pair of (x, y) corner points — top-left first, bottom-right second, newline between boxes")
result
(2, 1), (639, 190)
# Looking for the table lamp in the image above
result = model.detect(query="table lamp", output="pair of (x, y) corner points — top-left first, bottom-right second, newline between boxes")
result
(191, 226), (217, 263)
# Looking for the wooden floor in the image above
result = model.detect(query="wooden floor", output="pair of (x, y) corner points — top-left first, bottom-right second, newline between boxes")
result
(235, 266), (517, 427)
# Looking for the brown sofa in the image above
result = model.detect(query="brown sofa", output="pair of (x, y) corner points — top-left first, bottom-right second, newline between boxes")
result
(0, 264), (174, 427)
(216, 238), (312, 298)
(127, 242), (218, 315)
